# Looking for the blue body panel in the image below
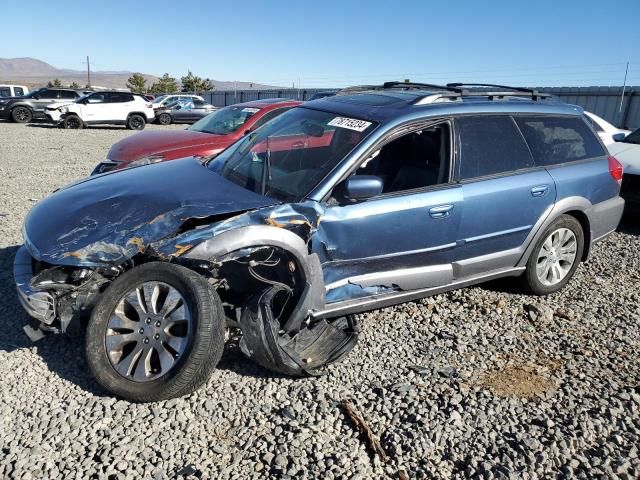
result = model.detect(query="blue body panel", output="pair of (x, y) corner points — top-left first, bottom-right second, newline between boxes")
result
(544, 156), (617, 206)
(457, 169), (556, 260)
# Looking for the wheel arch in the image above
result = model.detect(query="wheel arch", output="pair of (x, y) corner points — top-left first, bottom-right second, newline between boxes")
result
(563, 209), (591, 261)
(184, 225), (325, 332)
(127, 111), (148, 120)
(518, 196), (593, 267)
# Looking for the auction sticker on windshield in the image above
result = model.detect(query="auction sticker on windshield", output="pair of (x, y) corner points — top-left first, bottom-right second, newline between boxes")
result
(328, 116), (372, 132)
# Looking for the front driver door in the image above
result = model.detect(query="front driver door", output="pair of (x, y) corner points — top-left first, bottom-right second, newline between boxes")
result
(315, 121), (463, 304)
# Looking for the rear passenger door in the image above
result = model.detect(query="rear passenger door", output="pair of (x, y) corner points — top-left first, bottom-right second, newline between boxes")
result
(110, 92), (136, 121)
(454, 115), (556, 277)
(514, 115), (614, 207)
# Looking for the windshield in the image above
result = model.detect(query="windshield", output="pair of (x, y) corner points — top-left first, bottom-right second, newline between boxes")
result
(151, 95), (168, 104)
(622, 129), (640, 145)
(208, 107), (377, 202)
(189, 105), (261, 135)
(75, 93), (92, 103)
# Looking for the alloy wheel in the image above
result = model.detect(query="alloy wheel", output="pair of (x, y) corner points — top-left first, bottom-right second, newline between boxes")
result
(105, 281), (192, 382)
(535, 227), (577, 286)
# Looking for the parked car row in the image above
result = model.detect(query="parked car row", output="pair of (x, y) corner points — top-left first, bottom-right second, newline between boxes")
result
(14, 81), (631, 402)
(0, 86), (218, 129)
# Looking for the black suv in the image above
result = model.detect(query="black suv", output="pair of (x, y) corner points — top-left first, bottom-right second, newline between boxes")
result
(0, 87), (89, 123)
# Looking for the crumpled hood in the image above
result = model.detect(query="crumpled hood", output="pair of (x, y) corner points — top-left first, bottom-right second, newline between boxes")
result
(23, 158), (278, 266)
(107, 129), (229, 162)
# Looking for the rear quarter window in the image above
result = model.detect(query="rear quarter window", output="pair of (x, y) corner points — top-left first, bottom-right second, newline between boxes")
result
(515, 116), (606, 166)
(456, 115), (535, 180)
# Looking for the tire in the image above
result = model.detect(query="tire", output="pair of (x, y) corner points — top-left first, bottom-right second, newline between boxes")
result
(63, 115), (83, 129)
(158, 113), (172, 125)
(523, 214), (584, 295)
(11, 106), (32, 123)
(127, 114), (146, 130)
(85, 262), (225, 402)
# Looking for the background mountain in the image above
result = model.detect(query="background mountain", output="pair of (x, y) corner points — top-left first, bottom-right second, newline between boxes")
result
(0, 57), (280, 90)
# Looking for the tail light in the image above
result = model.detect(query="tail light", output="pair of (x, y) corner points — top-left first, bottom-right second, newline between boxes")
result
(608, 155), (623, 183)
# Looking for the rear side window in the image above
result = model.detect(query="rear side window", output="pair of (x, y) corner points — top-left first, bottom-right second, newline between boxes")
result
(0, 87), (10, 97)
(515, 116), (606, 165)
(456, 115), (534, 180)
(39, 90), (59, 99)
(111, 93), (134, 103)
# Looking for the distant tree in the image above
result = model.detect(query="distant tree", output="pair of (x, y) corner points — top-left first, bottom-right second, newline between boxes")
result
(181, 70), (214, 93)
(126, 73), (147, 93)
(47, 78), (62, 87)
(150, 73), (179, 94)
(69, 82), (81, 89)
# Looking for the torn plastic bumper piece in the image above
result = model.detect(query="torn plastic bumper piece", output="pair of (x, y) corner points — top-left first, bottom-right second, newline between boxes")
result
(239, 286), (358, 376)
(14, 246), (56, 326)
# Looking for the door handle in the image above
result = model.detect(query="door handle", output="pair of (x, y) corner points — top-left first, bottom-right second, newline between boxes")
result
(531, 185), (549, 197)
(429, 204), (453, 219)
(291, 141), (306, 149)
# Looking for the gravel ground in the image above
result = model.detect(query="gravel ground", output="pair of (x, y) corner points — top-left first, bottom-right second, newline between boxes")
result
(0, 121), (639, 480)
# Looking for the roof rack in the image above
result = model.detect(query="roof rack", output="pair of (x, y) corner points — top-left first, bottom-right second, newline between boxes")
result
(337, 81), (458, 95)
(445, 83), (550, 101)
(336, 81), (552, 103)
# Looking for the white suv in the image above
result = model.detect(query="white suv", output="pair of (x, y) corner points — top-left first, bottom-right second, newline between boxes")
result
(47, 91), (155, 130)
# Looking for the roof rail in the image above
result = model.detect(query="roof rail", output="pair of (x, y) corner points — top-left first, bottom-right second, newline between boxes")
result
(336, 81), (552, 103)
(446, 83), (550, 100)
(382, 81), (462, 92)
(337, 81), (459, 95)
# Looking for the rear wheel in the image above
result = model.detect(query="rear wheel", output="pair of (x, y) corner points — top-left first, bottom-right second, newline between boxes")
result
(11, 106), (32, 123)
(85, 262), (225, 402)
(524, 215), (584, 295)
(158, 113), (172, 125)
(63, 115), (83, 129)
(127, 114), (146, 130)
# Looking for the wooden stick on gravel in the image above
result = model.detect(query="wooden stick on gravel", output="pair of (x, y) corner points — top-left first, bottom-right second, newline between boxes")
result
(340, 399), (389, 463)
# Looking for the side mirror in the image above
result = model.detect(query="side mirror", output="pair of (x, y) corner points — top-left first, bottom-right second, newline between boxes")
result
(612, 132), (626, 142)
(243, 128), (252, 135)
(344, 175), (383, 201)
(33, 95), (40, 100)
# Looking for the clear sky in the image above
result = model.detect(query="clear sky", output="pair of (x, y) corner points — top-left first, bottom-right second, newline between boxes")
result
(2, 0), (639, 88)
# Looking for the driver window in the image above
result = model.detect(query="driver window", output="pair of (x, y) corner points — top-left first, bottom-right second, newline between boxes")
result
(87, 93), (108, 103)
(353, 122), (451, 195)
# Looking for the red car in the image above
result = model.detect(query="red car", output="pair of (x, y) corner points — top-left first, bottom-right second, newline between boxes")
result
(92, 98), (302, 174)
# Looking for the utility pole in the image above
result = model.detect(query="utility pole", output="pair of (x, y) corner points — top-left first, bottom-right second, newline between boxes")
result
(619, 61), (629, 113)
(82, 56), (93, 87)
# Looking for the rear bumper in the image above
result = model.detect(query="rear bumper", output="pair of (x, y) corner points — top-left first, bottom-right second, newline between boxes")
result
(589, 195), (625, 243)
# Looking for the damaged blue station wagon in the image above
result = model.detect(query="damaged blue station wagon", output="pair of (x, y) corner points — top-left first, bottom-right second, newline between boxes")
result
(15, 82), (625, 401)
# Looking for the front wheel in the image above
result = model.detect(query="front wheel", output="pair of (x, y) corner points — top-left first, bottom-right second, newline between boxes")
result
(63, 115), (83, 129)
(523, 214), (584, 295)
(127, 114), (146, 130)
(11, 106), (32, 123)
(158, 113), (172, 125)
(85, 262), (225, 402)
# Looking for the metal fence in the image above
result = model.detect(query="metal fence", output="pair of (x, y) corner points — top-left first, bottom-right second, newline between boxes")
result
(197, 86), (640, 130)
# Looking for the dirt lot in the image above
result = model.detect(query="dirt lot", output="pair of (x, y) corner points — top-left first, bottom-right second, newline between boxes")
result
(0, 121), (639, 479)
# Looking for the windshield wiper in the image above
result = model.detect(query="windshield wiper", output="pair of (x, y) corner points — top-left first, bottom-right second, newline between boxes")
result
(261, 136), (272, 196)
